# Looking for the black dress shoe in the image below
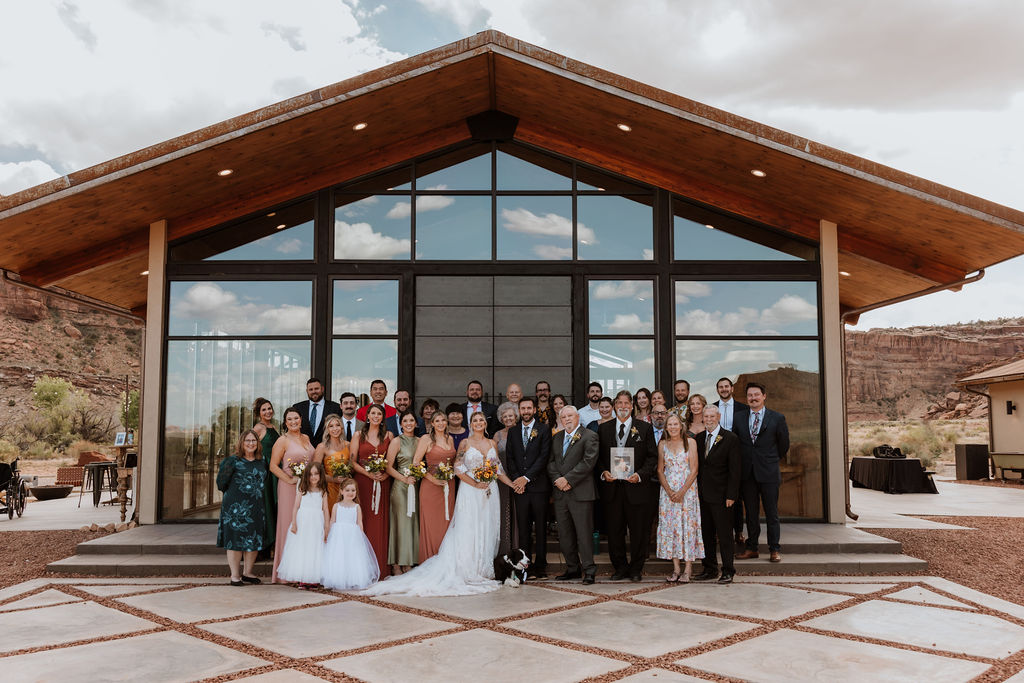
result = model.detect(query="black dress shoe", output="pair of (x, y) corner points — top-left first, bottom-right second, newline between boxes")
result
(629, 574), (642, 583)
(555, 571), (582, 581)
(691, 569), (718, 582)
(581, 574), (595, 585)
(229, 579), (245, 587)
(717, 572), (734, 584)
(610, 571), (628, 581)
(241, 575), (262, 584)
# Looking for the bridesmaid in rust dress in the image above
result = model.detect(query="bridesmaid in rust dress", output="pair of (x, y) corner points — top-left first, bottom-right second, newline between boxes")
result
(413, 412), (457, 563)
(268, 407), (315, 583)
(351, 404), (393, 578)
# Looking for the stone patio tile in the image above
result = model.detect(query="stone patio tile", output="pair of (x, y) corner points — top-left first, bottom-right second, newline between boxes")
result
(0, 601), (156, 653)
(787, 582), (897, 595)
(200, 601), (455, 658)
(505, 601), (756, 657)
(0, 588), (80, 611)
(3, 630), (265, 682)
(322, 628), (628, 683)
(374, 585), (591, 620)
(615, 668), (707, 682)
(77, 584), (179, 597)
(803, 600), (1024, 659)
(639, 583), (850, 620)
(680, 629), (990, 683)
(234, 669), (328, 682)
(117, 584), (336, 622)
(886, 586), (975, 609)
(923, 577), (1024, 620)
(549, 581), (657, 595)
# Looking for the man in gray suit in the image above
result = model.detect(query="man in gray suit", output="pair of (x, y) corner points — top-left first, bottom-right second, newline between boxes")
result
(548, 405), (600, 585)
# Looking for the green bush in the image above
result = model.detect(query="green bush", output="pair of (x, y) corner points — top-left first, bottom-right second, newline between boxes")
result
(24, 441), (54, 460)
(0, 439), (19, 463)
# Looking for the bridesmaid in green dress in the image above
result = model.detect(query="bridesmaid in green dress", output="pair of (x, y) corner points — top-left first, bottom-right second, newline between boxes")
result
(216, 429), (268, 585)
(385, 411), (420, 574)
(252, 397), (279, 556)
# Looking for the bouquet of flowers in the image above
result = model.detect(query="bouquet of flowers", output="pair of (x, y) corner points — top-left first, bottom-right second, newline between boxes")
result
(288, 462), (306, 478)
(434, 461), (455, 481)
(408, 461), (428, 480)
(365, 454), (388, 474)
(474, 460), (499, 497)
(327, 457), (352, 479)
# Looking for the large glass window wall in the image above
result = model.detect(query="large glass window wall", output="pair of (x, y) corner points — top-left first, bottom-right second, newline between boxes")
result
(164, 140), (824, 520)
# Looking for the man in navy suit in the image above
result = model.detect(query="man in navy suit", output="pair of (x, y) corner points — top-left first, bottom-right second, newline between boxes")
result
(291, 377), (341, 445)
(732, 382), (789, 563)
(460, 379), (500, 436)
(506, 396), (553, 577)
(713, 377), (749, 546)
(385, 389), (425, 436)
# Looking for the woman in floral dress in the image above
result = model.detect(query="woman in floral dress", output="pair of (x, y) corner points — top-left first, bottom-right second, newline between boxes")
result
(656, 413), (703, 582)
(216, 429), (268, 585)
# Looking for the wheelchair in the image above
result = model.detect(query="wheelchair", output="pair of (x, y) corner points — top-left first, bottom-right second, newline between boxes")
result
(0, 457), (28, 519)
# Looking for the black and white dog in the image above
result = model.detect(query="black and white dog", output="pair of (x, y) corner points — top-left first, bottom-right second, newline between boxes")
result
(494, 549), (531, 587)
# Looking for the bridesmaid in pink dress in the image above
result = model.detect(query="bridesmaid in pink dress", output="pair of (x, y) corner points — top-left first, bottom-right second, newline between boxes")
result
(351, 404), (393, 578)
(413, 412), (457, 563)
(269, 407), (316, 583)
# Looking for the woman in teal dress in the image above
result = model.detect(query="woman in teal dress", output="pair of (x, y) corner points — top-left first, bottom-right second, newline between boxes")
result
(217, 429), (268, 585)
(252, 397), (279, 556)
(385, 411), (420, 574)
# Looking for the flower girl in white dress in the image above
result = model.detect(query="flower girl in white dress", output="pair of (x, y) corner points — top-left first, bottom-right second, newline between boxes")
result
(322, 478), (380, 590)
(276, 461), (328, 587)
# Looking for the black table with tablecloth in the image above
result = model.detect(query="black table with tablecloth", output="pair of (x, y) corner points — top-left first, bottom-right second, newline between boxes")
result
(849, 456), (938, 494)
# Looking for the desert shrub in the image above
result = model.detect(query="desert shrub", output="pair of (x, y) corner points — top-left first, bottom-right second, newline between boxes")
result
(120, 389), (140, 432)
(12, 376), (117, 452)
(24, 441), (54, 459)
(896, 422), (945, 468)
(32, 376), (73, 410)
(0, 439), (19, 463)
(67, 440), (108, 461)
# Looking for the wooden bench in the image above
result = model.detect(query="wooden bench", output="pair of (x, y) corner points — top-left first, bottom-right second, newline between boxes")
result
(56, 466), (85, 488)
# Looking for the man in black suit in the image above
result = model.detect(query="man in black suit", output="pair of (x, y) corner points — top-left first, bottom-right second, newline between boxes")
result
(548, 405), (600, 584)
(460, 379), (500, 436)
(714, 377), (749, 546)
(732, 382), (789, 563)
(598, 390), (659, 581)
(506, 396), (553, 578)
(291, 377), (341, 445)
(338, 392), (364, 442)
(692, 404), (742, 584)
(385, 389), (425, 436)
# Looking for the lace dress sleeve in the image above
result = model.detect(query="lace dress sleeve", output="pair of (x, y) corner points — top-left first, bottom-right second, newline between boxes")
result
(454, 443), (468, 475)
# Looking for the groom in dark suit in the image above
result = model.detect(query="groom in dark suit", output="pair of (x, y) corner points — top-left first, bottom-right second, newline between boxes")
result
(732, 382), (789, 563)
(506, 396), (553, 577)
(291, 377), (341, 445)
(548, 405), (599, 584)
(692, 404), (742, 584)
(714, 376), (749, 546)
(598, 390), (659, 581)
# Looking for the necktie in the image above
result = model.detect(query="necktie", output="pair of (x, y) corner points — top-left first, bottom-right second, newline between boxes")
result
(562, 431), (571, 456)
(310, 404), (319, 432)
(706, 432), (713, 453)
(751, 411), (761, 442)
(618, 423), (625, 441)
(345, 419), (352, 441)
(523, 425), (529, 445)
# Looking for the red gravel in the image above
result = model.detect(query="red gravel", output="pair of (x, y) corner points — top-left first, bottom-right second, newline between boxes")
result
(870, 516), (1024, 606)
(0, 529), (107, 589)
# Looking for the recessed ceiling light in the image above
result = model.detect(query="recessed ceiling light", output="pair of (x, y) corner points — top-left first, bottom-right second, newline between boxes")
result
(352, 122), (368, 131)
(217, 168), (233, 177)
(140, 270), (149, 276)
(840, 270), (851, 277)
(616, 123), (632, 132)
(355, 298), (364, 302)
(275, 224), (286, 230)
(705, 224), (715, 230)
(267, 212), (276, 217)
(750, 169), (767, 178)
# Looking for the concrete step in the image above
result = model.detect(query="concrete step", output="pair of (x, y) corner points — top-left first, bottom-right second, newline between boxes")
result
(47, 550), (926, 578)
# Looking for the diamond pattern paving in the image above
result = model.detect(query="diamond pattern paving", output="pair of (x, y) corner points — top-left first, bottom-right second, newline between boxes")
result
(680, 629), (990, 683)
(322, 628), (628, 683)
(200, 600), (456, 658)
(803, 600), (1024, 659)
(885, 586), (975, 609)
(117, 584), (337, 622)
(505, 600), (757, 657)
(0, 588), (80, 611)
(639, 582), (851, 620)
(0, 601), (156, 653)
(76, 584), (179, 597)
(373, 584), (592, 620)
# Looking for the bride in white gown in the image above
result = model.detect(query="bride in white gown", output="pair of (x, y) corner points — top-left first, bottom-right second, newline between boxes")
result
(363, 412), (517, 597)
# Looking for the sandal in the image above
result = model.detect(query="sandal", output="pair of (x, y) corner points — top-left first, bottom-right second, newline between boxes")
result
(666, 572), (681, 583)
(679, 570), (691, 584)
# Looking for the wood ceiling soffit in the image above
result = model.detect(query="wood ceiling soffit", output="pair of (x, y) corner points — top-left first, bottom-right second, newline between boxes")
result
(59, 254), (149, 311)
(20, 228), (150, 287)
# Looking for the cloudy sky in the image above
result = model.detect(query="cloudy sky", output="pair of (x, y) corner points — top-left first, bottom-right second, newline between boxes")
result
(2, 0), (1022, 329)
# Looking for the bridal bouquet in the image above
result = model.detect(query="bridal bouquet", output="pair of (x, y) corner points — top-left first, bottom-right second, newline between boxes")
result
(474, 460), (499, 497)
(434, 461), (455, 521)
(365, 454), (388, 515)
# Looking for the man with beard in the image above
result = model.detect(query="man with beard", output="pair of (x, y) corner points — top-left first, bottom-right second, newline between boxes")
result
(577, 381), (603, 426)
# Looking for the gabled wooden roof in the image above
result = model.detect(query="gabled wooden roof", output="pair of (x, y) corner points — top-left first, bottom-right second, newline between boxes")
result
(2, 30), (1023, 313)
(958, 358), (1024, 386)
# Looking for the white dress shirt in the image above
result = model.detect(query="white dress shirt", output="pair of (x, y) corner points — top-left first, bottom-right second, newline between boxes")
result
(719, 398), (734, 430)
(577, 404), (601, 426)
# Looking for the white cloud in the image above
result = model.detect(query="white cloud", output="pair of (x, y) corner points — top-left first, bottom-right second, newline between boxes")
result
(334, 220), (410, 259)
(386, 191), (455, 219)
(641, 248), (653, 260)
(760, 295), (818, 328)
(606, 313), (652, 333)
(333, 316), (397, 334)
(171, 282), (310, 335)
(274, 237), (304, 254)
(675, 281), (713, 303)
(500, 207), (597, 244)
(592, 280), (652, 300)
(676, 295), (816, 335)
(0, 160), (61, 195)
(532, 244), (572, 260)
(723, 349), (777, 364)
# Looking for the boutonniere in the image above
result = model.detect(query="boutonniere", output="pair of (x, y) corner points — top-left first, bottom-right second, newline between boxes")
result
(568, 431), (582, 447)
(714, 435), (722, 446)
(629, 426), (639, 439)
(529, 428), (538, 441)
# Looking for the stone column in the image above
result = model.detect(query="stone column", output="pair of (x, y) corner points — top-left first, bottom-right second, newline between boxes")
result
(138, 219), (167, 525)
(819, 219), (846, 524)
